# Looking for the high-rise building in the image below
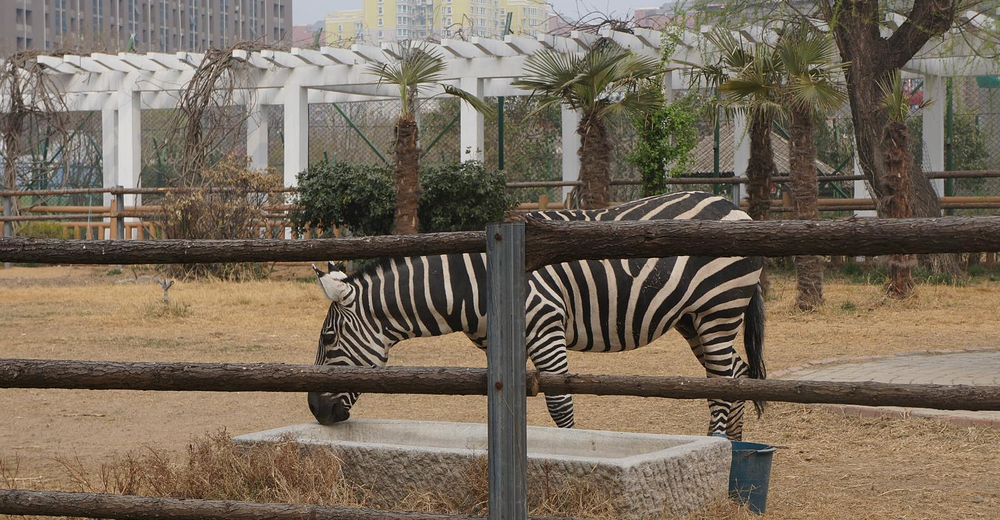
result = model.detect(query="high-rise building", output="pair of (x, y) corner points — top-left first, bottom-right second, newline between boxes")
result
(0, 0), (293, 56)
(326, 0), (552, 45)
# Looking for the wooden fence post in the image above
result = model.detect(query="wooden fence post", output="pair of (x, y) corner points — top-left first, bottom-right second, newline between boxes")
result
(115, 188), (126, 240)
(2, 193), (11, 269)
(486, 222), (527, 520)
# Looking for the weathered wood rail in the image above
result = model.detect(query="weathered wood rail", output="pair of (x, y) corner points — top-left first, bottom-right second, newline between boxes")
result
(0, 489), (577, 520)
(3, 217), (1000, 268)
(2, 359), (998, 411)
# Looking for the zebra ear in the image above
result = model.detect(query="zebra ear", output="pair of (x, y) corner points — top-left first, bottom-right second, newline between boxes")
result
(327, 261), (348, 280)
(313, 264), (349, 302)
(317, 274), (350, 303)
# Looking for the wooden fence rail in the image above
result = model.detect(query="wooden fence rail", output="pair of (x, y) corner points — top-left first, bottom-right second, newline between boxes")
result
(0, 489), (577, 520)
(2, 359), (998, 411)
(3, 217), (1000, 267)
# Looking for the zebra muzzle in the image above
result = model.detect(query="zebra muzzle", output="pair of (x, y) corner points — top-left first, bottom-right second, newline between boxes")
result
(308, 392), (351, 425)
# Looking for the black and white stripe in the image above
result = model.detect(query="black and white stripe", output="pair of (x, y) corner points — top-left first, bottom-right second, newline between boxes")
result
(310, 191), (766, 440)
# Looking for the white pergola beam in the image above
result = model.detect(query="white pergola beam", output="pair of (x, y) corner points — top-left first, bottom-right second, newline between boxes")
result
(351, 44), (387, 63)
(147, 52), (193, 70)
(117, 54), (168, 72)
(441, 39), (484, 58)
(320, 46), (357, 65)
(599, 28), (659, 57)
(290, 48), (336, 67)
(380, 42), (403, 59)
(233, 49), (270, 69)
(37, 55), (77, 74)
(504, 35), (544, 55)
(570, 30), (598, 50)
(472, 37), (518, 57)
(537, 33), (584, 54)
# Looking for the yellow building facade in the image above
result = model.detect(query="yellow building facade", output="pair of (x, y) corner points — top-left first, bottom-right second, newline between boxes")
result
(326, 0), (550, 44)
(326, 10), (364, 45)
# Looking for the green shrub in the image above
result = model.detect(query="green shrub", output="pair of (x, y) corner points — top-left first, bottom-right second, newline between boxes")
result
(291, 162), (395, 237)
(292, 161), (515, 236)
(17, 221), (65, 239)
(418, 161), (515, 232)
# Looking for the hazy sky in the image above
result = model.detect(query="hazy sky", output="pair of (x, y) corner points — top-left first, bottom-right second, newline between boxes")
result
(294, 0), (666, 25)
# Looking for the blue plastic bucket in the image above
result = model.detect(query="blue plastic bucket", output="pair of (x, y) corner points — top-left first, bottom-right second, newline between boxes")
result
(728, 441), (777, 514)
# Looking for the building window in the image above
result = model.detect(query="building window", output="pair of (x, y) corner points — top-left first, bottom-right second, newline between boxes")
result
(378, 17), (383, 26)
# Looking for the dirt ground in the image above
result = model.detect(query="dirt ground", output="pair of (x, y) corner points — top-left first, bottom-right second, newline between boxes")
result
(1, 265), (999, 519)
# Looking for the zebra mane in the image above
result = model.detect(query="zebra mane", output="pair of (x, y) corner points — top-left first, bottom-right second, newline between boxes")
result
(345, 257), (398, 282)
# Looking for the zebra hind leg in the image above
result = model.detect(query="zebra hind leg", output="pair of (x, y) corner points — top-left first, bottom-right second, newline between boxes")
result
(525, 314), (574, 428)
(677, 314), (745, 439)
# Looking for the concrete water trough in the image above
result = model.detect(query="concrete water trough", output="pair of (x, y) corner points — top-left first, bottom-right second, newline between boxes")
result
(235, 420), (730, 519)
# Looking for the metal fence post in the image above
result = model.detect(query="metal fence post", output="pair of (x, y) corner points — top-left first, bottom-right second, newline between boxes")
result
(115, 187), (126, 241)
(2, 193), (12, 269)
(486, 222), (527, 520)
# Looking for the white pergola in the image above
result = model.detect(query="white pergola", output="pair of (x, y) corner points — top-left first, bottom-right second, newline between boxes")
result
(7, 15), (998, 213)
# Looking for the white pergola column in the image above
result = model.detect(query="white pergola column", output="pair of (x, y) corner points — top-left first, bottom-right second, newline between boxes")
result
(116, 88), (141, 213)
(663, 69), (678, 102)
(247, 102), (270, 171)
(283, 85), (309, 187)
(923, 74), (946, 199)
(460, 77), (485, 162)
(561, 106), (581, 201)
(101, 107), (119, 210)
(853, 154), (877, 217)
(732, 113), (750, 203)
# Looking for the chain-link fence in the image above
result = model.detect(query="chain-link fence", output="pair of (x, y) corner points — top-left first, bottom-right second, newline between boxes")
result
(141, 106), (249, 191)
(3, 111), (104, 207)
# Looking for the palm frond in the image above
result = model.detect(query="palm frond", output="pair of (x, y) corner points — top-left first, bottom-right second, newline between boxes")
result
(441, 84), (497, 118)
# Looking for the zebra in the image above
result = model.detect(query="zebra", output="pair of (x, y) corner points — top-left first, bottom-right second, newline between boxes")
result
(307, 191), (766, 440)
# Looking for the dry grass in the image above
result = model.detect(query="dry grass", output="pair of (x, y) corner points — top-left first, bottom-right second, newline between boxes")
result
(1, 265), (999, 519)
(2, 431), (651, 520)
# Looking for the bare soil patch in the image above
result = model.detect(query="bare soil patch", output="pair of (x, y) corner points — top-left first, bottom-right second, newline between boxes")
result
(2, 266), (999, 518)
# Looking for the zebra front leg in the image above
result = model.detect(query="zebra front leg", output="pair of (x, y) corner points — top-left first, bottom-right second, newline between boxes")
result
(677, 314), (744, 439)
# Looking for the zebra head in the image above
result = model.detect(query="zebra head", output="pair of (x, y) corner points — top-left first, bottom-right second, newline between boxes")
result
(308, 262), (388, 425)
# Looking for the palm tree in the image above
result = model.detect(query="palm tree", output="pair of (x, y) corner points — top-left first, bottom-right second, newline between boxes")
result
(878, 69), (928, 298)
(689, 29), (783, 295)
(695, 29), (846, 306)
(692, 29), (782, 224)
(778, 31), (847, 310)
(367, 42), (494, 235)
(513, 41), (663, 209)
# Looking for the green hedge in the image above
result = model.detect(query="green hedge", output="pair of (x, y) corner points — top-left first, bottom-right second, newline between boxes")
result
(291, 161), (515, 237)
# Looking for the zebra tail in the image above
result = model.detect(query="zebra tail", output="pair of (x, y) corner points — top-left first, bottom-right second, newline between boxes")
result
(744, 283), (767, 417)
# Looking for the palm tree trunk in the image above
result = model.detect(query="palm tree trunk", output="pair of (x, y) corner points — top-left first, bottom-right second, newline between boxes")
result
(881, 120), (915, 298)
(393, 117), (420, 235)
(577, 115), (611, 209)
(789, 107), (823, 310)
(747, 113), (776, 295)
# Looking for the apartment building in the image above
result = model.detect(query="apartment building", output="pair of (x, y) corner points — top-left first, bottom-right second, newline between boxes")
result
(326, 9), (362, 45)
(326, 0), (551, 45)
(0, 0), (292, 55)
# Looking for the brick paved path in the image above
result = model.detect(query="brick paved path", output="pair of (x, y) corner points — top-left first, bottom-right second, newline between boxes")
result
(779, 350), (1000, 427)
